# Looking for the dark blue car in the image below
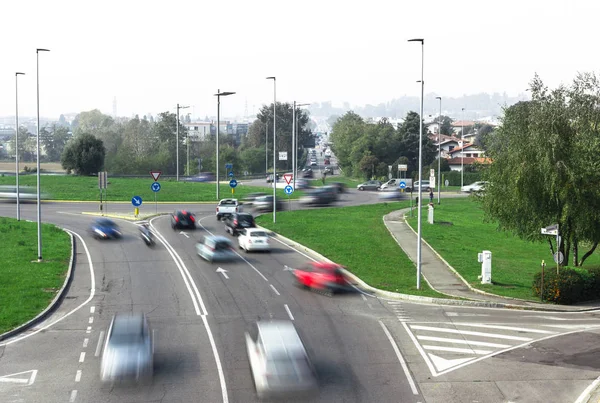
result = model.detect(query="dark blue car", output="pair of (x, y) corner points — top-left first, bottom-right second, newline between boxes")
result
(90, 218), (122, 240)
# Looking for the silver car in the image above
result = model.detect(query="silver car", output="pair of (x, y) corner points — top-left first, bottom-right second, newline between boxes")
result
(246, 320), (318, 399)
(100, 313), (153, 383)
(196, 235), (236, 262)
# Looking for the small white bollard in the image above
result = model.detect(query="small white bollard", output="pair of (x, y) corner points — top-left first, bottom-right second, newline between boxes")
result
(477, 250), (492, 284)
(428, 203), (434, 224)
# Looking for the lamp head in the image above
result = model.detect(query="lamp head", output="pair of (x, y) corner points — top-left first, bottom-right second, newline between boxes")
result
(16, 72), (25, 76)
(214, 91), (236, 97)
(407, 38), (424, 44)
(36, 48), (50, 53)
(266, 76), (276, 80)
(435, 96), (441, 100)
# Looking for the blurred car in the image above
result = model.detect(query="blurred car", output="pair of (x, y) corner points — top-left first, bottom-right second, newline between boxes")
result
(310, 160), (317, 166)
(324, 158), (330, 165)
(378, 189), (409, 201)
(184, 172), (215, 182)
(356, 180), (382, 191)
(171, 210), (196, 230)
(0, 185), (49, 202)
(224, 212), (256, 236)
(266, 174), (279, 183)
(246, 320), (318, 399)
(89, 218), (122, 240)
(253, 195), (284, 212)
(196, 236), (236, 262)
(292, 262), (349, 295)
(100, 312), (153, 383)
(323, 166), (334, 175)
(461, 181), (488, 193)
(296, 179), (311, 190)
(238, 228), (271, 252)
(242, 192), (267, 206)
(301, 168), (314, 178)
(299, 187), (336, 206)
(413, 180), (433, 191)
(329, 182), (346, 194)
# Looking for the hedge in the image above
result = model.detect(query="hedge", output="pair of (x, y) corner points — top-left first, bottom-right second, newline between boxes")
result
(532, 266), (600, 304)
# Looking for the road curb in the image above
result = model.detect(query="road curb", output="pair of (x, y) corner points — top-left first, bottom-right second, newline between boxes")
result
(81, 212), (163, 222)
(0, 229), (75, 342)
(47, 200), (217, 204)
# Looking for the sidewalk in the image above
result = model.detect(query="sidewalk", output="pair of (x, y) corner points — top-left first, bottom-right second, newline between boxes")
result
(384, 207), (600, 312)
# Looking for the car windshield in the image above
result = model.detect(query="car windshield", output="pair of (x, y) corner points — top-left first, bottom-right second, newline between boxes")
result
(250, 231), (267, 237)
(220, 200), (237, 206)
(97, 219), (115, 227)
(237, 215), (254, 224)
(214, 241), (231, 250)
(109, 315), (145, 345)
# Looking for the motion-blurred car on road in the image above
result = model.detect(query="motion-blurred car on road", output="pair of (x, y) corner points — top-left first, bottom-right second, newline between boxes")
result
(196, 236), (236, 262)
(301, 168), (314, 178)
(184, 172), (215, 182)
(253, 195), (284, 212)
(323, 166), (334, 175)
(299, 187), (337, 206)
(89, 218), (122, 240)
(378, 189), (409, 201)
(238, 228), (271, 253)
(266, 174), (279, 183)
(246, 320), (318, 399)
(224, 212), (256, 236)
(0, 185), (49, 202)
(292, 262), (349, 295)
(171, 210), (196, 230)
(329, 182), (346, 194)
(461, 181), (488, 193)
(100, 312), (153, 383)
(356, 180), (382, 191)
(296, 179), (310, 190)
(242, 192), (267, 206)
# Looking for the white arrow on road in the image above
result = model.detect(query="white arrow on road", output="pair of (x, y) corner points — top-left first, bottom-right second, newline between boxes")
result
(216, 267), (229, 279)
(0, 370), (37, 385)
(283, 265), (294, 271)
(179, 231), (189, 238)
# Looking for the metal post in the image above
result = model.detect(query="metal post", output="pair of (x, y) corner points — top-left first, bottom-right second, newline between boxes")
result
(461, 107), (465, 190)
(265, 122), (268, 175)
(292, 101), (296, 190)
(267, 77), (277, 223)
(15, 72), (25, 221)
(436, 96), (442, 204)
(216, 93), (220, 200)
(36, 48), (49, 262)
(176, 103), (180, 181)
(187, 136), (190, 176)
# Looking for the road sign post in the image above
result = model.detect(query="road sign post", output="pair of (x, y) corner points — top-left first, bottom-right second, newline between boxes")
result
(541, 224), (560, 274)
(284, 185), (294, 211)
(150, 182), (160, 213)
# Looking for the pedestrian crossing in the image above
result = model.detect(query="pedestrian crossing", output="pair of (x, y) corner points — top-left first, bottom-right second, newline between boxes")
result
(388, 302), (411, 322)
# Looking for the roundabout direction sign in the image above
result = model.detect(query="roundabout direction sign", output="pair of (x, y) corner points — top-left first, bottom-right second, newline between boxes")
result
(399, 181), (406, 189)
(284, 185), (294, 195)
(151, 182), (161, 192)
(229, 179), (238, 188)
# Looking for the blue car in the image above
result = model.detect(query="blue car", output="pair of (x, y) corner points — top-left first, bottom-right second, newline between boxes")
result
(90, 218), (122, 240)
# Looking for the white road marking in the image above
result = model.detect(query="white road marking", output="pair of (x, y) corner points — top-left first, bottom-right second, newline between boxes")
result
(82, 338), (88, 348)
(417, 336), (511, 348)
(79, 352), (86, 363)
(361, 294), (367, 301)
(575, 375), (600, 403)
(86, 326), (91, 334)
(445, 312), (490, 317)
(453, 323), (556, 334)
(88, 317), (93, 324)
(75, 370), (81, 382)
(90, 306), (95, 314)
(95, 331), (105, 357)
(379, 321), (419, 395)
(422, 345), (492, 355)
(0, 230), (95, 347)
(69, 390), (77, 403)
(270, 284), (281, 296)
(216, 267), (229, 279)
(284, 304), (295, 321)
(179, 231), (190, 238)
(0, 370), (37, 385)
(409, 325), (532, 341)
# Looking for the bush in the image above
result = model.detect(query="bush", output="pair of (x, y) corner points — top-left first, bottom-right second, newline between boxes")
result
(532, 266), (600, 304)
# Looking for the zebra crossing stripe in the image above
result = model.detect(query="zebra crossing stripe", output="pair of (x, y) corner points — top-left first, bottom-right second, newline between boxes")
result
(416, 335), (511, 348)
(409, 325), (532, 341)
(452, 323), (556, 334)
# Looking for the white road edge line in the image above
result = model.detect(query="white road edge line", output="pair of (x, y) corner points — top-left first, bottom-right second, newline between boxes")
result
(79, 352), (85, 363)
(284, 304), (295, 321)
(82, 338), (88, 348)
(95, 331), (105, 357)
(379, 321), (419, 395)
(88, 317), (93, 324)
(69, 390), (77, 403)
(75, 370), (82, 382)
(90, 306), (95, 314)
(575, 374), (600, 403)
(270, 284), (281, 296)
(150, 217), (229, 403)
(0, 230), (95, 347)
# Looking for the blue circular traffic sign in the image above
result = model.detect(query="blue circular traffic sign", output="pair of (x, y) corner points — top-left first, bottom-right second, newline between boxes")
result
(151, 182), (161, 192)
(132, 196), (143, 206)
(399, 181), (406, 189)
(229, 179), (238, 188)
(284, 185), (294, 195)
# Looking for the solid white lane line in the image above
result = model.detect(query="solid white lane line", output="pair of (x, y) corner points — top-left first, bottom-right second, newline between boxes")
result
(90, 306), (95, 314)
(79, 352), (86, 363)
(417, 335), (511, 348)
(284, 304), (295, 321)
(86, 326), (91, 334)
(0, 230), (96, 347)
(201, 315), (229, 403)
(82, 338), (88, 348)
(95, 331), (105, 357)
(69, 390), (77, 403)
(379, 321), (419, 395)
(422, 345), (492, 355)
(409, 325), (532, 341)
(575, 375), (600, 403)
(454, 323), (556, 334)
(270, 284), (281, 296)
(88, 317), (93, 324)
(75, 370), (82, 382)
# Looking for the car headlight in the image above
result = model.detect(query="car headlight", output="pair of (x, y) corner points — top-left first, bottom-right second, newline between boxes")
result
(95, 229), (107, 238)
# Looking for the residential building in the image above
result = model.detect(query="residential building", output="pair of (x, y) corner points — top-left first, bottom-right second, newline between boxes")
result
(447, 143), (488, 171)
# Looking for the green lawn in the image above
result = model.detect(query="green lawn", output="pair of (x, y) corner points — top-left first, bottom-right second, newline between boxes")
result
(406, 197), (600, 301)
(256, 202), (446, 298)
(0, 175), (305, 202)
(0, 218), (71, 334)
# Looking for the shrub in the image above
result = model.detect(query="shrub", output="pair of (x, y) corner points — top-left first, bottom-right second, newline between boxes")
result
(533, 266), (600, 304)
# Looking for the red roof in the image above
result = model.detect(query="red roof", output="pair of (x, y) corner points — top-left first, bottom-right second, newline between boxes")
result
(447, 157), (491, 165)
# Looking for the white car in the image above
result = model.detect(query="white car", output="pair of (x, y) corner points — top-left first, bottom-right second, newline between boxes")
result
(461, 181), (488, 193)
(238, 228), (271, 253)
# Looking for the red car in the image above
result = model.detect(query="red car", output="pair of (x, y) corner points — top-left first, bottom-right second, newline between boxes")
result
(292, 262), (349, 295)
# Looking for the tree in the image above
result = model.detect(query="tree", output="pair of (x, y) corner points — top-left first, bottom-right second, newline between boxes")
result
(434, 115), (453, 135)
(61, 133), (106, 175)
(240, 147), (266, 174)
(8, 127), (33, 162)
(397, 111), (437, 177)
(481, 73), (600, 267)
(327, 115), (340, 128)
(329, 111), (364, 176)
(41, 124), (71, 161)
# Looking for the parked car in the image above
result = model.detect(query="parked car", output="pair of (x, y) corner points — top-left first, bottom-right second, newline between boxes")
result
(89, 218), (122, 240)
(216, 198), (240, 220)
(246, 320), (318, 399)
(242, 192), (267, 206)
(224, 213), (256, 236)
(292, 262), (349, 295)
(461, 181), (488, 193)
(356, 180), (382, 191)
(171, 210), (196, 230)
(238, 228), (271, 252)
(196, 236), (236, 262)
(100, 312), (153, 383)
(413, 180), (434, 190)
(253, 195), (284, 212)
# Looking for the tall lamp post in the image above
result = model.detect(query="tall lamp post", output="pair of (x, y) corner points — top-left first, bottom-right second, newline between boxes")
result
(36, 48), (49, 262)
(265, 122), (268, 175)
(176, 104), (189, 181)
(408, 38), (424, 290)
(436, 96), (442, 204)
(293, 102), (310, 190)
(214, 90), (236, 200)
(461, 107), (465, 190)
(266, 77), (276, 223)
(15, 72), (25, 221)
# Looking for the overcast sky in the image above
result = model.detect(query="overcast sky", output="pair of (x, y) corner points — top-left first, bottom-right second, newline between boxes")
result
(1, 0), (598, 120)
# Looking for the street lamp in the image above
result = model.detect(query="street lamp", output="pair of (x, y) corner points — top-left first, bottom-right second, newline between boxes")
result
(265, 121), (268, 175)
(176, 104), (189, 181)
(292, 102), (310, 190)
(436, 96), (442, 205)
(266, 77), (276, 223)
(15, 72), (25, 221)
(214, 90), (235, 200)
(36, 48), (49, 262)
(408, 38), (424, 290)
(461, 107), (465, 190)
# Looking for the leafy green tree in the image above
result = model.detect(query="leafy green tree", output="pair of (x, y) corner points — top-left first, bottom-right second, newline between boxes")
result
(359, 154), (379, 179)
(397, 111), (438, 176)
(153, 112), (187, 175)
(8, 127), (32, 162)
(240, 147), (266, 174)
(434, 115), (453, 135)
(61, 133), (106, 175)
(329, 111), (364, 175)
(41, 124), (70, 161)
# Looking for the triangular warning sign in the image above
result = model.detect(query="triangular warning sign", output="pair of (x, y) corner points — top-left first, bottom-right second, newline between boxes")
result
(0, 370), (38, 385)
(283, 174), (293, 184)
(150, 171), (162, 181)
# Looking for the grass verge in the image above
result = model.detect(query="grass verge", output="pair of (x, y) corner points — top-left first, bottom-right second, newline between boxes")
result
(406, 197), (600, 301)
(256, 202), (446, 298)
(0, 217), (71, 334)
